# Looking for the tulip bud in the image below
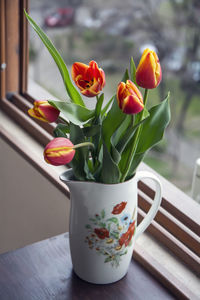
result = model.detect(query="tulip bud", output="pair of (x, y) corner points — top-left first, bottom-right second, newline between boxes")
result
(28, 101), (60, 123)
(44, 138), (75, 166)
(136, 48), (162, 89)
(117, 80), (144, 114)
(71, 60), (105, 97)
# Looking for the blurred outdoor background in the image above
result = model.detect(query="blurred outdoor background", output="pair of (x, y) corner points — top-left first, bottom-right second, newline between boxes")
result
(28, 0), (200, 197)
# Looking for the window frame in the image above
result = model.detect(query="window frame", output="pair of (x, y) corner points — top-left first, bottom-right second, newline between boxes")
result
(0, 1), (199, 298)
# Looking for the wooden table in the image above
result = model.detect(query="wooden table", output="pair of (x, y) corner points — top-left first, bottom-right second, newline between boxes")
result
(0, 233), (175, 300)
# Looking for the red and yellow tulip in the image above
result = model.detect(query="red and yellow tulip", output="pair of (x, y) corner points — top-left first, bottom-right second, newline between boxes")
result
(117, 80), (144, 114)
(44, 137), (75, 166)
(136, 48), (162, 89)
(28, 101), (60, 123)
(71, 60), (105, 97)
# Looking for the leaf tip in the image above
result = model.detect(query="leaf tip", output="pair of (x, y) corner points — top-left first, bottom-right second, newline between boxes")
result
(24, 9), (29, 18)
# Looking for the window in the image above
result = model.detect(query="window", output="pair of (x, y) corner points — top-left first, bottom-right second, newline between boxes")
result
(28, 0), (200, 197)
(1, 1), (199, 298)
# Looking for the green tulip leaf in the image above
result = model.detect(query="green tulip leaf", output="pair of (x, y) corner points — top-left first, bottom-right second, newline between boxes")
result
(92, 117), (102, 157)
(102, 96), (126, 152)
(82, 124), (101, 137)
(126, 153), (145, 180)
(115, 107), (149, 154)
(116, 107), (149, 178)
(111, 144), (121, 164)
(69, 123), (87, 180)
(122, 68), (129, 83)
(101, 96), (127, 175)
(130, 57), (138, 87)
(126, 93), (171, 179)
(101, 96), (114, 118)
(118, 100), (162, 180)
(136, 93), (171, 154)
(53, 123), (69, 138)
(24, 11), (85, 107)
(69, 123), (94, 181)
(100, 143), (120, 184)
(111, 115), (132, 147)
(48, 100), (94, 125)
(95, 94), (104, 118)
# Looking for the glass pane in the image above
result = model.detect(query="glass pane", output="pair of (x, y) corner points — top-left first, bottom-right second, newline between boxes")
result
(28, 0), (200, 200)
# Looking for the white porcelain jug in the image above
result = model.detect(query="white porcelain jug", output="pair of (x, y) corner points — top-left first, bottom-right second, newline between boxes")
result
(60, 169), (162, 284)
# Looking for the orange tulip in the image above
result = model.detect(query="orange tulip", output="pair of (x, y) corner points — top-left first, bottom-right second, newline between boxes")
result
(136, 48), (162, 89)
(44, 138), (75, 166)
(117, 80), (144, 114)
(28, 101), (60, 123)
(71, 60), (105, 97)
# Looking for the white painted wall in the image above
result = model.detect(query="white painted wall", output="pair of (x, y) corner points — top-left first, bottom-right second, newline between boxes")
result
(0, 138), (70, 254)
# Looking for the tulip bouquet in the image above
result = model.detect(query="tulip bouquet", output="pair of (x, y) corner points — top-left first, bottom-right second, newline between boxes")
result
(26, 12), (170, 184)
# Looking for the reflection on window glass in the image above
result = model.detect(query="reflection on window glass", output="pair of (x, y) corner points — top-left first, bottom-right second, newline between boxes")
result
(28, 0), (200, 198)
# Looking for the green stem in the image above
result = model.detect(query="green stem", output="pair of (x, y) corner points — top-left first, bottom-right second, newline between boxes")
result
(91, 145), (96, 169)
(101, 95), (114, 117)
(131, 114), (135, 126)
(73, 142), (94, 150)
(143, 89), (149, 107)
(120, 89), (149, 182)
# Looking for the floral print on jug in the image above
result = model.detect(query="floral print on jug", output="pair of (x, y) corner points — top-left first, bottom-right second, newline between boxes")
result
(85, 202), (136, 267)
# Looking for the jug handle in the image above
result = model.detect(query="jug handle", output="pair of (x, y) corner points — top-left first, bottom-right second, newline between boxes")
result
(134, 171), (162, 240)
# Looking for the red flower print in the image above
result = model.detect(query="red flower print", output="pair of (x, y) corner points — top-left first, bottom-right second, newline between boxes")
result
(119, 221), (135, 247)
(112, 202), (127, 215)
(94, 228), (109, 240)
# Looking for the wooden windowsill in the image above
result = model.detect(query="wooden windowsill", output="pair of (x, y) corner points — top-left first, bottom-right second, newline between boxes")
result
(0, 233), (175, 299)
(1, 102), (200, 299)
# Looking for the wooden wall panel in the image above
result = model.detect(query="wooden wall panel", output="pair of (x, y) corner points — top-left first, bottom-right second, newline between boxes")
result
(0, 0), (6, 98)
(5, 0), (20, 93)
